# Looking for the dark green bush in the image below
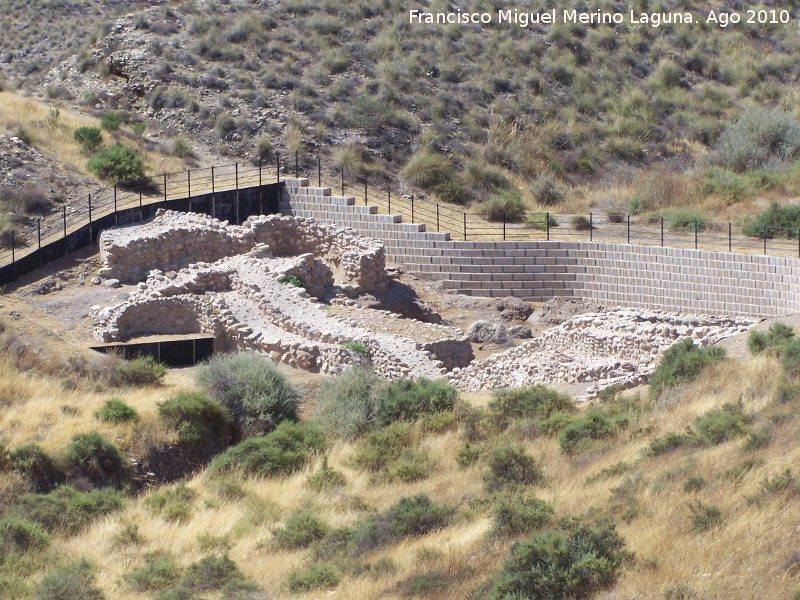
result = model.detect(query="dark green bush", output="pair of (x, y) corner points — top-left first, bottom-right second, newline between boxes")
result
(527, 211), (559, 231)
(349, 494), (454, 557)
(114, 356), (167, 387)
(488, 385), (576, 431)
(647, 431), (691, 456)
(387, 450), (432, 483)
(479, 188), (526, 222)
(210, 421), (324, 477)
(94, 397), (138, 423)
(144, 484), (196, 524)
(557, 409), (628, 453)
(87, 144), (149, 186)
(123, 552), (182, 591)
(683, 476), (705, 493)
(306, 456), (347, 491)
(286, 563), (340, 593)
(196, 352), (299, 438)
(353, 421), (411, 472)
(782, 338), (800, 378)
(100, 112), (121, 131)
(742, 201), (800, 238)
(158, 391), (232, 449)
(691, 401), (751, 445)
(64, 432), (128, 488)
(9, 443), (65, 493)
(483, 445), (543, 492)
(377, 377), (458, 426)
(34, 559), (104, 600)
(488, 517), (629, 599)
(744, 428), (771, 452)
(761, 469), (800, 495)
(455, 443), (482, 469)
(400, 149), (453, 189)
(180, 554), (255, 593)
(492, 493), (554, 537)
(273, 509), (331, 549)
(7, 486), (124, 534)
(649, 338), (725, 399)
(0, 517), (50, 553)
(687, 501), (724, 531)
(748, 322), (795, 356)
(313, 367), (386, 440)
(73, 126), (103, 153)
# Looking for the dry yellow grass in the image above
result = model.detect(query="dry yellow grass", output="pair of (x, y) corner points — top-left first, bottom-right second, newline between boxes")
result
(0, 90), (195, 181)
(3, 341), (800, 599)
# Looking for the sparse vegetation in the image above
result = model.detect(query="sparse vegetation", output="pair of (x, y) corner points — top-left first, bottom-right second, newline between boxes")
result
(113, 356), (167, 387)
(94, 397), (138, 423)
(72, 126), (103, 154)
(87, 144), (149, 187)
(649, 338), (725, 399)
(158, 391), (232, 448)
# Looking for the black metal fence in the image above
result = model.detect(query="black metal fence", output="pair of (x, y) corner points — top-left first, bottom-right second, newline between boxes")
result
(3, 152), (800, 287)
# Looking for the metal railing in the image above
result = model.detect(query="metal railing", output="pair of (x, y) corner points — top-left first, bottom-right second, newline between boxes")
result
(3, 151), (800, 278)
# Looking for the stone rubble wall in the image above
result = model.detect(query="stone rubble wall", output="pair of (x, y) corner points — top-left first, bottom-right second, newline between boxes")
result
(449, 309), (760, 397)
(99, 210), (387, 294)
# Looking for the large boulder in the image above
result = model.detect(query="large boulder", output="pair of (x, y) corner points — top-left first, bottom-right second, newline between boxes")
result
(467, 320), (509, 344)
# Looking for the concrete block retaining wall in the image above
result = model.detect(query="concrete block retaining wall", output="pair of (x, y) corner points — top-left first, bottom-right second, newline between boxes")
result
(282, 179), (799, 318)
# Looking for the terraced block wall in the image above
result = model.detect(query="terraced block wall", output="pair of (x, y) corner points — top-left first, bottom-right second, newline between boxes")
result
(280, 179), (799, 318)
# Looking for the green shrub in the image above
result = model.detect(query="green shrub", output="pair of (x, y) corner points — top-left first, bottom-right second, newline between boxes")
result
(196, 352), (299, 438)
(176, 554), (257, 595)
(742, 202), (800, 238)
(488, 385), (576, 430)
(647, 431), (691, 456)
(158, 391), (232, 448)
(100, 112), (121, 131)
(387, 450), (432, 483)
(782, 338), (800, 378)
(132, 121), (146, 139)
(649, 338), (725, 399)
(761, 469), (800, 495)
(744, 428), (771, 451)
(94, 397), (138, 423)
(87, 144), (149, 186)
(747, 331), (769, 355)
(400, 149), (453, 189)
(557, 409), (627, 453)
(34, 559), (104, 600)
(144, 484), (196, 524)
(483, 445), (543, 492)
(353, 421), (411, 472)
(7, 486), (123, 534)
(530, 174), (567, 206)
(306, 456), (347, 491)
(402, 572), (447, 596)
(0, 517), (50, 553)
(701, 167), (752, 203)
(431, 179), (465, 204)
(286, 563), (340, 593)
(687, 501), (724, 531)
(526, 211), (559, 231)
(64, 432), (128, 488)
(342, 340), (370, 357)
(775, 378), (800, 404)
(455, 443), (482, 468)
(313, 367), (386, 440)
(210, 421), (324, 477)
(282, 274), (307, 290)
(488, 517), (629, 599)
(716, 108), (800, 172)
(169, 135), (193, 158)
(492, 493), (554, 537)
(114, 356), (167, 387)
(683, 476), (705, 493)
(349, 494), (454, 557)
(378, 377), (458, 426)
(273, 509), (331, 549)
(570, 215), (593, 230)
(660, 208), (706, 231)
(73, 127), (103, 154)
(9, 443), (65, 492)
(123, 552), (182, 591)
(691, 401), (751, 446)
(479, 188), (526, 222)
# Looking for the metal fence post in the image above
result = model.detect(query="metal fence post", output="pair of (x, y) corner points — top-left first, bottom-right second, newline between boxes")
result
(295, 151), (298, 178)
(341, 169), (344, 197)
(235, 162), (240, 224)
(163, 174), (167, 208)
(318, 157), (321, 187)
(188, 170), (192, 212)
(626, 214), (630, 244)
(276, 154), (280, 184)
(660, 217), (664, 247)
(729, 223), (732, 253)
(694, 220), (698, 250)
(388, 187), (391, 213)
(10, 230), (14, 265)
(589, 213), (592, 242)
(211, 166), (216, 218)
(37, 217), (41, 249)
(258, 158), (263, 215)
(364, 181), (368, 206)
(503, 214), (506, 240)
(411, 195), (415, 223)
(464, 212), (467, 241)
(763, 224), (767, 255)
(547, 212), (550, 241)
(436, 203), (440, 232)
(88, 194), (93, 242)
(114, 185), (118, 226)
(63, 205), (67, 256)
